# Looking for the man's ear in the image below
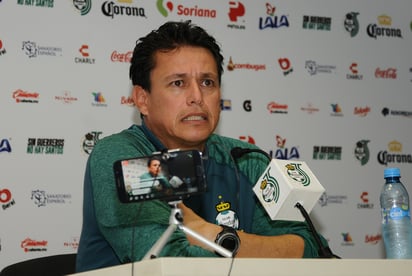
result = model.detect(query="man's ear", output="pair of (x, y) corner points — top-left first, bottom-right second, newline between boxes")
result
(132, 85), (148, 116)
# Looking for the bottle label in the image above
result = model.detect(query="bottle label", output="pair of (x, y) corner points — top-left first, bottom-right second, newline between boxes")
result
(382, 207), (411, 223)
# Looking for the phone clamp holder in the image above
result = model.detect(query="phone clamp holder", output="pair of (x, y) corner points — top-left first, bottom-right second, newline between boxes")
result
(143, 201), (233, 260)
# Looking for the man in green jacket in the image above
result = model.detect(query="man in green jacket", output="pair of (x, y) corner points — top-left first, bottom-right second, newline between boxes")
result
(76, 20), (328, 273)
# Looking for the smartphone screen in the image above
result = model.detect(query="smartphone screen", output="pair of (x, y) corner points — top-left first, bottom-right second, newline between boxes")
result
(113, 150), (206, 203)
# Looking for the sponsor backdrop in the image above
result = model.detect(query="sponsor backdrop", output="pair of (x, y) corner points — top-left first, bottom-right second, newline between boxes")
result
(0, 0), (411, 270)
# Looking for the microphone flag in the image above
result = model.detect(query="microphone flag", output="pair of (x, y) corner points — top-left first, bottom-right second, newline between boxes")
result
(253, 159), (325, 221)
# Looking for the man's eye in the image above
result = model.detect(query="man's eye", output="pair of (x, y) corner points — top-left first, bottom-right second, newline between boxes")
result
(202, 79), (214, 87)
(172, 80), (183, 87)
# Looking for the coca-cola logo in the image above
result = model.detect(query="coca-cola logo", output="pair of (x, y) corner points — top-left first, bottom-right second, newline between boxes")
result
(375, 67), (397, 79)
(111, 50), (133, 63)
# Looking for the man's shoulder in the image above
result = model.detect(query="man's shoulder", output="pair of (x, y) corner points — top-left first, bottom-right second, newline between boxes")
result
(208, 134), (258, 150)
(90, 125), (154, 162)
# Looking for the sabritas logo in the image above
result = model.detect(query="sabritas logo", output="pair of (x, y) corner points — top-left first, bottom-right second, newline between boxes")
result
(156, 0), (216, 18)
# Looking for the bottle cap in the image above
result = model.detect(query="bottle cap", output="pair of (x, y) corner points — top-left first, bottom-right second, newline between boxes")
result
(384, 167), (400, 178)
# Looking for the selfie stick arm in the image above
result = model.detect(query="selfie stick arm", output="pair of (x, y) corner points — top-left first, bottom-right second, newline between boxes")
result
(143, 201), (233, 260)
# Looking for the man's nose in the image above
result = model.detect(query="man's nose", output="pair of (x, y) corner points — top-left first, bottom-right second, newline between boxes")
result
(186, 82), (203, 105)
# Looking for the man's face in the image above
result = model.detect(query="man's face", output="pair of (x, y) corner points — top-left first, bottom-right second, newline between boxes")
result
(134, 46), (221, 150)
(148, 159), (161, 176)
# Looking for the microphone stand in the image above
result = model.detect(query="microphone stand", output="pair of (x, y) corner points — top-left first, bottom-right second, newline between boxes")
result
(295, 202), (340, 258)
(143, 200), (233, 260)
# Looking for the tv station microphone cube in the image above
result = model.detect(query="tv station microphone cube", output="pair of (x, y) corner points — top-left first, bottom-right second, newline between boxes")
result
(253, 159), (325, 221)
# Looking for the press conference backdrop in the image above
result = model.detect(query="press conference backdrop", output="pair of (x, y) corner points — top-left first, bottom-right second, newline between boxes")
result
(1, 0), (411, 270)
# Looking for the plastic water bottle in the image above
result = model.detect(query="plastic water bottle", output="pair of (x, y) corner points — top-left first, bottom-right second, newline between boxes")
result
(380, 167), (412, 259)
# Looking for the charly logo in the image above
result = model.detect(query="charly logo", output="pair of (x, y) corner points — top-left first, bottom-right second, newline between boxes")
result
(73, 0), (92, 15)
(354, 140), (370, 166)
(259, 167), (280, 203)
(344, 12), (360, 37)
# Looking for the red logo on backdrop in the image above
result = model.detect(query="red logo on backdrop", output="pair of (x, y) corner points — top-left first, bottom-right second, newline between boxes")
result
(360, 191), (369, 203)
(228, 1), (245, 22)
(239, 135), (255, 144)
(12, 89), (39, 103)
(1, 188), (15, 210)
(354, 106), (371, 117)
(111, 50), (133, 63)
(21, 238), (48, 252)
(349, 63), (358, 74)
(79, 45), (89, 57)
(0, 189), (12, 203)
(375, 67), (397, 79)
(365, 234), (382, 245)
(278, 58), (293, 76)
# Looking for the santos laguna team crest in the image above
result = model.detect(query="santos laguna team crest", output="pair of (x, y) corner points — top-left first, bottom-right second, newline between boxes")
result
(259, 167), (280, 203)
(285, 163), (310, 186)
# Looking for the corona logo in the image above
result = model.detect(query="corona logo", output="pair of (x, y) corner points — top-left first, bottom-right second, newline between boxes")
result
(388, 140), (402, 152)
(378, 15), (391, 26)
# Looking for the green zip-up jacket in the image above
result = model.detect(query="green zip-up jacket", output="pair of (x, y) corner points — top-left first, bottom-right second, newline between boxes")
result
(76, 124), (326, 272)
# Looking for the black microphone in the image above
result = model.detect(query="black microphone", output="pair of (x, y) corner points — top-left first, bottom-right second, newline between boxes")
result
(230, 146), (271, 161)
(230, 146), (340, 259)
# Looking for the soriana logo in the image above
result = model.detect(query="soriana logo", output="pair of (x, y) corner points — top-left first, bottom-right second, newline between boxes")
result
(156, 0), (216, 18)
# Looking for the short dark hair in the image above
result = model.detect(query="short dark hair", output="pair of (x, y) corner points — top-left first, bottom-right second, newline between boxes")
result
(147, 156), (161, 167)
(129, 20), (224, 91)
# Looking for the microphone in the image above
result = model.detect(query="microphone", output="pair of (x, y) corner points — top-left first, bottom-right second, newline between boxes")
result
(230, 146), (271, 161)
(231, 147), (340, 258)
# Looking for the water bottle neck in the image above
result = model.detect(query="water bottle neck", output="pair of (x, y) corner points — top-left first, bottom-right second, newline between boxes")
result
(385, 176), (401, 184)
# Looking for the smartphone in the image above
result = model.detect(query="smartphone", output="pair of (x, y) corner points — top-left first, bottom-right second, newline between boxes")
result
(113, 149), (206, 203)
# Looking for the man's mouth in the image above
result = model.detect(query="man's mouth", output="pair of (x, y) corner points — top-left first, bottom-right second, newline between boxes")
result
(183, 115), (206, 121)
